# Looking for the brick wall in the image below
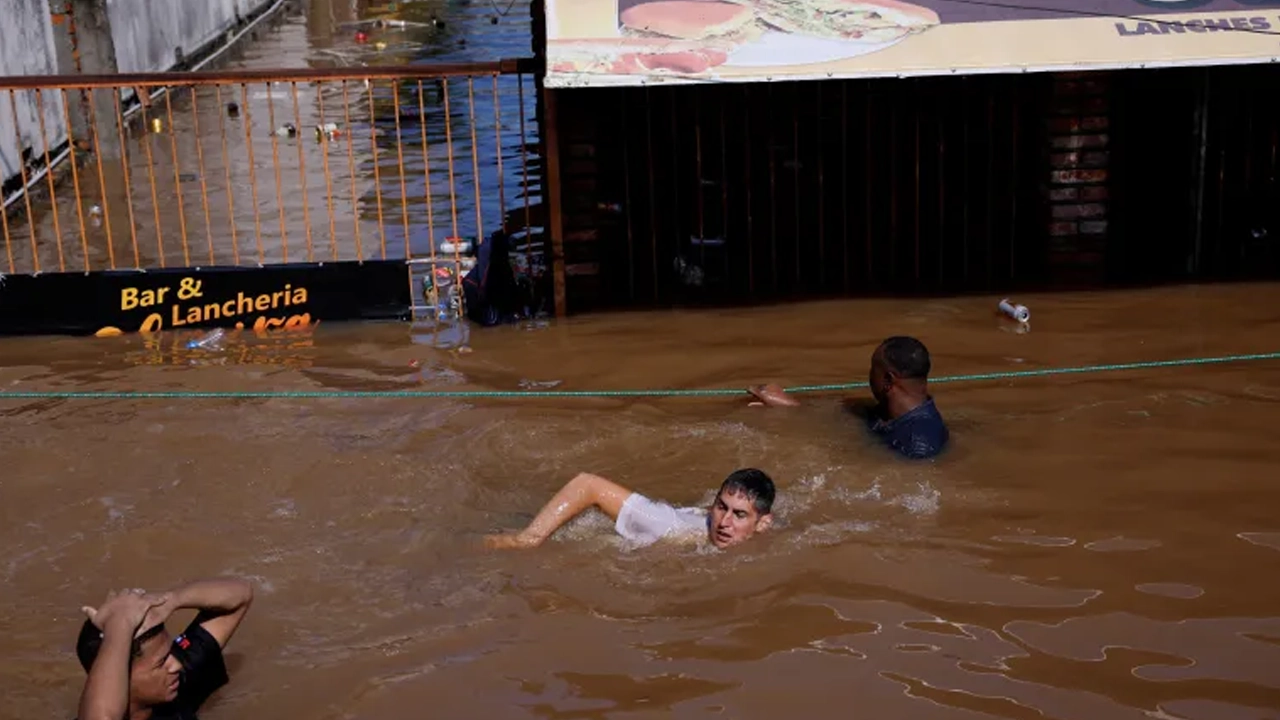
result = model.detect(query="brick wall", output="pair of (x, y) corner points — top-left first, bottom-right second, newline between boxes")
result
(1045, 73), (1111, 284)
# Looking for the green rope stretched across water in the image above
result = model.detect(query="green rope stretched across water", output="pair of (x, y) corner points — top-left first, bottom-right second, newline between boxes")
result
(0, 351), (1278, 401)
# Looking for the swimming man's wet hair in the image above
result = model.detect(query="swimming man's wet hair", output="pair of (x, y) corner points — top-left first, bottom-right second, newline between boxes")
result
(719, 468), (776, 515)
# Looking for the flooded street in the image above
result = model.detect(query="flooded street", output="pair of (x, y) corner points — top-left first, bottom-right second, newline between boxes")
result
(4, 0), (542, 275)
(2, 283), (1279, 719)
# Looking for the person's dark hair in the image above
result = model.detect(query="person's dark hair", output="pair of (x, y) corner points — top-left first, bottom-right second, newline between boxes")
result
(75, 619), (165, 673)
(719, 468), (776, 515)
(878, 336), (932, 379)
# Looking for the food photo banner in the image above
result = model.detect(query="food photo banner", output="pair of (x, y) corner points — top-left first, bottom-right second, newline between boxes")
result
(543, 0), (1280, 87)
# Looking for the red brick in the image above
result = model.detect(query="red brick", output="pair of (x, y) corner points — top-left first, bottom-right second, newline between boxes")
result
(1051, 152), (1081, 169)
(565, 195), (596, 212)
(1079, 185), (1109, 201)
(1052, 78), (1107, 96)
(564, 160), (597, 176)
(1051, 169), (1108, 184)
(1080, 116), (1109, 131)
(1081, 96), (1108, 112)
(1051, 134), (1108, 150)
(1049, 187), (1079, 202)
(1079, 220), (1109, 235)
(1051, 99), (1083, 114)
(1049, 221), (1078, 236)
(1051, 96), (1106, 114)
(566, 178), (597, 193)
(1048, 251), (1105, 267)
(1082, 151), (1109, 167)
(1052, 203), (1106, 219)
(565, 228), (598, 243)
(1048, 117), (1082, 134)
(564, 213), (597, 228)
(1048, 236), (1102, 250)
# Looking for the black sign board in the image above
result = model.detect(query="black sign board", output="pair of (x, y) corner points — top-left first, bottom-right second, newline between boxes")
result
(0, 261), (412, 336)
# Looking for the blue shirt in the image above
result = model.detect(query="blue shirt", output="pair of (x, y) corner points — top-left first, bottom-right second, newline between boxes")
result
(868, 397), (949, 460)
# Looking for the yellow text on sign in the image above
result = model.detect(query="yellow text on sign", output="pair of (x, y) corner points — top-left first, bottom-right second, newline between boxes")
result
(120, 276), (205, 310)
(121, 275), (313, 332)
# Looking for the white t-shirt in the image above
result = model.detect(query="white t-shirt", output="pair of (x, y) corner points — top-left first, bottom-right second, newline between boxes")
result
(615, 493), (708, 546)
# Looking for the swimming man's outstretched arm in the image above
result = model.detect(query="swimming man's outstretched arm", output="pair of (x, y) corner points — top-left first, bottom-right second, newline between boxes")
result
(485, 472), (633, 549)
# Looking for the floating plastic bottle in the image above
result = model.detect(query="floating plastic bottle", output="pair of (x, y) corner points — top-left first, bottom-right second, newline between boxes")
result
(422, 269), (461, 321)
(440, 238), (472, 255)
(186, 328), (225, 350)
(998, 298), (1030, 324)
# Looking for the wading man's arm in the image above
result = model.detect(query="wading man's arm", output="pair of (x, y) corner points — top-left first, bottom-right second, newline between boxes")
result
(747, 384), (801, 407)
(78, 591), (165, 720)
(142, 577), (254, 649)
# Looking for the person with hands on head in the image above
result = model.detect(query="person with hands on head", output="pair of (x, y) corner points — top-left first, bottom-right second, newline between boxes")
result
(74, 577), (254, 720)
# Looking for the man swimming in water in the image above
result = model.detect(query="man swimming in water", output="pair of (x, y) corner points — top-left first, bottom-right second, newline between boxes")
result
(485, 468), (776, 550)
(73, 576), (253, 720)
(749, 335), (949, 460)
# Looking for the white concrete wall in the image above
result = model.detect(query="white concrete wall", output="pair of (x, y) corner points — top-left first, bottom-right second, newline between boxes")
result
(0, 0), (68, 200)
(3, 0), (273, 203)
(106, 0), (252, 73)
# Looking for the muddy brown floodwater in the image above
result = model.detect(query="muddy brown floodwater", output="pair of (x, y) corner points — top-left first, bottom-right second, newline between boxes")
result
(1, 283), (1279, 720)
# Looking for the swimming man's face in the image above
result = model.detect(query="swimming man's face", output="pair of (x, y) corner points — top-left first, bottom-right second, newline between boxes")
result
(708, 490), (771, 549)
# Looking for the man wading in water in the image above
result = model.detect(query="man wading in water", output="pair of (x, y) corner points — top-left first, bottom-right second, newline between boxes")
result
(74, 577), (253, 720)
(749, 335), (950, 460)
(485, 468), (776, 550)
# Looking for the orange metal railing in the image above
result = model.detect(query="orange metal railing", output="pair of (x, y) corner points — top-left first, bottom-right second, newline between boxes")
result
(0, 61), (544, 300)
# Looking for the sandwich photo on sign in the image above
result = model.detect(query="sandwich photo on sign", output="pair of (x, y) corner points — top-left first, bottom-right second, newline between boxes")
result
(546, 0), (941, 80)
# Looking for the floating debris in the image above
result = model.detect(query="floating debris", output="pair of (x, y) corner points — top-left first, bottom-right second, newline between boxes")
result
(674, 255), (704, 287)
(998, 298), (1031, 324)
(441, 238), (472, 255)
(315, 122), (342, 141)
(186, 328), (225, 350)
(518, 379), (562, 391)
